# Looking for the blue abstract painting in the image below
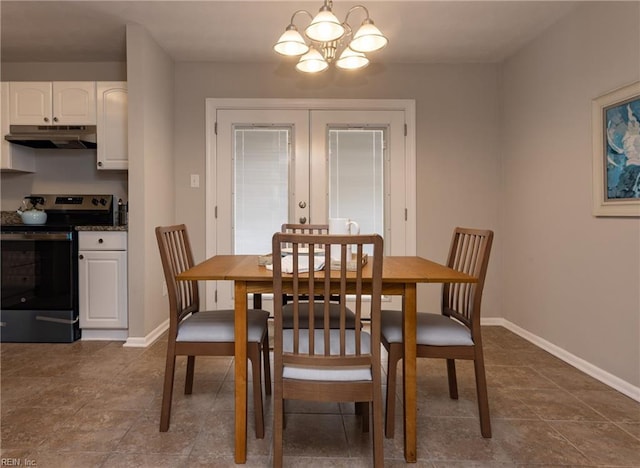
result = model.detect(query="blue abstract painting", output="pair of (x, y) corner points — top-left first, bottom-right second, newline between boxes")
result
(605, 96), (640, 199)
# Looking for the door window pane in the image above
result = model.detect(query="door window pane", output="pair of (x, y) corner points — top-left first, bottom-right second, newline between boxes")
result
(328, 128), (385, 252)
(234, 127), (289, 254)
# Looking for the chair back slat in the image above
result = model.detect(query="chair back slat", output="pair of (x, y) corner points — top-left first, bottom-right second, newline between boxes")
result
(156, 225), (199, 331)
(443, 228), (493, 331)
(273, 232), (383, 369)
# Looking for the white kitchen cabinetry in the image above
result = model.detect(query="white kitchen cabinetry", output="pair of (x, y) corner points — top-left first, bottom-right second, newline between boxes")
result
(1, 83), (34, 172)
(9, 82), (96, 125)
(96, 82), (128, 170)
(79, 232), (128, 333)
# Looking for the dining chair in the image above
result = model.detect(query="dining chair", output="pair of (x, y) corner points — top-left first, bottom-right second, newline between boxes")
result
(271, 232), (385, 467)
(279, 224), (356, 329)
(155, 224), (271, 437)
(381, 227), (494, 438)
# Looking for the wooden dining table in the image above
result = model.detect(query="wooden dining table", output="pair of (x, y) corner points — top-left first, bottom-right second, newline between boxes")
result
(177, 254), (476, 464)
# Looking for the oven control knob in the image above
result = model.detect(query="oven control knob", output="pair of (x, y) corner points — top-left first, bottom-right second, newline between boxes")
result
(99, 198), (107, 206)
(91, 198), (99, 206)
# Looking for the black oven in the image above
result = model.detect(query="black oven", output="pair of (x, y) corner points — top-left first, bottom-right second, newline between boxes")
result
(1, 194), (114, 342)
(1, 229), (79, 342)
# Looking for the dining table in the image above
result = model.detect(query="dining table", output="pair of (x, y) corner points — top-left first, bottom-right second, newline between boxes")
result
(177, 254), (477, 464)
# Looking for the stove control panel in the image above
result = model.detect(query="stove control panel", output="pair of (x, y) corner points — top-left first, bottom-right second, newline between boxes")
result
(32, 194), (114, 212)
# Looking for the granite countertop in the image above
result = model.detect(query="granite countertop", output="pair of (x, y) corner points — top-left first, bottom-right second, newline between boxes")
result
(75, 225), (128, 232)
(1, 211), (127, 231)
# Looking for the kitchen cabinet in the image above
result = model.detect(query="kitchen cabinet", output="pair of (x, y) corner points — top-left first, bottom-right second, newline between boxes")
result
(96, 82), (128, 170)
(1, 82), (34, 172)
(78, 231), (128, 330)
(9, 82), (96, 125)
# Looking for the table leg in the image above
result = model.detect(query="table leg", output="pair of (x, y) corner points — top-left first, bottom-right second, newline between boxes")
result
(234, 281), (248, 464)
(403, 283), (417, 462)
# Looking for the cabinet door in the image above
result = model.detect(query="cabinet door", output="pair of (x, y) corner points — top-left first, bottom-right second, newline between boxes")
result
(79, 250), (128, 329)
(97, 82), (128, 170)
(1, 83), (34, 172)
(9, 82), (52, 125)
(52, 82), (96, 125)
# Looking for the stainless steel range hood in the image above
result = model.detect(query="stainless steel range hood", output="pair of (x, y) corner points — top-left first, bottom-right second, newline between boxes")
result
(5, 125), (97, 149)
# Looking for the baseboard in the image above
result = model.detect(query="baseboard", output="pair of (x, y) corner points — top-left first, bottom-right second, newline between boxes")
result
(81, 329), (128, 341)
(123, 318), (169, 348)
(482, 317), (640, 402)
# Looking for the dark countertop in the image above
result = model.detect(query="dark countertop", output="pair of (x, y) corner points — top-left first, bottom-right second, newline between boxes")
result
(1, 211), (127, 231)
(76, 225), (128, 232)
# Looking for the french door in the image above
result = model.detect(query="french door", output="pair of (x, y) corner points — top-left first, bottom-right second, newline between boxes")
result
(206, 99), (416, 310)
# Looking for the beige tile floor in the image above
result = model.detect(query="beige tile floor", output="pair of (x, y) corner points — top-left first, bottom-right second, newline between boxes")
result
(1, 326), (639, 467)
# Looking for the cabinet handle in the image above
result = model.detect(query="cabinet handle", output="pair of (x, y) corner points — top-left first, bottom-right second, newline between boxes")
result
(53, 117), (58, 122)
(79, 254), (84, 260)
(98, 161), (103, 167)
(98, 238), (104, 244)
(43, 117), (49, 123)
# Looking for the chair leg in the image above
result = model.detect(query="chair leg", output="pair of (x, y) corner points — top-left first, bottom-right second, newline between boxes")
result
(384, 342), (402, 438)
(446, 358), (459, 399)
(185, 355), (196, 394)
(273, 386), (284, 467)
(160, 353), (177, 432)
(372, 372), (384, 468)
(248, 344), (265, 439)
(473, 355), (492, 438)
(356, 402), (369, 432)
(262, 332), (272, 396)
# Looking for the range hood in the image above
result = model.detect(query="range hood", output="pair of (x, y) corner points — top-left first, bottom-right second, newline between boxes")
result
(5, 125), (97, 149)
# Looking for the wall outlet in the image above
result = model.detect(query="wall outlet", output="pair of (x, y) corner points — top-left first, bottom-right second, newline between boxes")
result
(162, 280), (168, 297)
(190, 174), (200, 188)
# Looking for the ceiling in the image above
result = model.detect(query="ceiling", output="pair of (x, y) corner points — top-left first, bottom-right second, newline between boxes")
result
(1, 1), (579, 64)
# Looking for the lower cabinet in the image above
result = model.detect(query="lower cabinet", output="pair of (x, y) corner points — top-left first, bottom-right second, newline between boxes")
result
(78, 232), (128, 331)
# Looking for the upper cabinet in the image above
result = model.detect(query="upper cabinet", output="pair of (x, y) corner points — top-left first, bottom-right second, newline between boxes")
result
(1, 83), (35, 172)
(96, 82), (128, 170)
(9, 82), (96, 125)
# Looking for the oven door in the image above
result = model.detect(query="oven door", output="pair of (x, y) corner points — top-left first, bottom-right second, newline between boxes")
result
(1, 231), (79, 342)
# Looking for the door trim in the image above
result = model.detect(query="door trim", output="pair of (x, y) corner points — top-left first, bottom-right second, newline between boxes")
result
(205, 98), (416, 308)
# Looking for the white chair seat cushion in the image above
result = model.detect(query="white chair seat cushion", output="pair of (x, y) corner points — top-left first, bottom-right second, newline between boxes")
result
(282, 302), (356, 328)
(282, 329), (372, 382)
(381, 310), (473, 347)
(176, 309), (268, 343)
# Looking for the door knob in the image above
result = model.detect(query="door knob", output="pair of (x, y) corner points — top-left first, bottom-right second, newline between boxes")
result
(298, 201), (307, 209)
(299, 216), (307, 224)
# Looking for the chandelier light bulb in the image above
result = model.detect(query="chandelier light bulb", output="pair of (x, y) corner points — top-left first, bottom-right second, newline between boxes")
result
(349, 20), (388, 53)
(296, 47), (329, 73)
(274, 26), (310, 56)
(336, 47), (369, 70)
(305, 9), (345, 42)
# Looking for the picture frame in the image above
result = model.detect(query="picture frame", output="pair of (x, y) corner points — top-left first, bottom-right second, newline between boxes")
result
(592, 81), (640, 216)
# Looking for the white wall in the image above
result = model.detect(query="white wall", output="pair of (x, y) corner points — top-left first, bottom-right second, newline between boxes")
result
(501, 2), (640, 387)
(126, 24), (175, 340)
(173, 62), (502, 317)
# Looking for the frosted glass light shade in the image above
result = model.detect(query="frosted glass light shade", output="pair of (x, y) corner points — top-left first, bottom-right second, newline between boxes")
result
(274, 27), (310, 56)
(336, 47), (369, 70)
(349, 21), (388, 53)
(296, 47), (329, 73)
(305, 10), (345, 42)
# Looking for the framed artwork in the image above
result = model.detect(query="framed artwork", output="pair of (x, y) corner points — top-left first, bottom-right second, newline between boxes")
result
(592, 81), (640, 216)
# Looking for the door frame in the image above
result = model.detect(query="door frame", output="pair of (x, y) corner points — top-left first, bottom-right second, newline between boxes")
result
(205, 98), (416, 308)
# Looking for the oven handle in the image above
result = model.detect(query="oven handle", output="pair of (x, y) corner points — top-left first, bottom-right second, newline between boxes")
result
(35, 315), (79, 325)
(0, 232), (72, 241)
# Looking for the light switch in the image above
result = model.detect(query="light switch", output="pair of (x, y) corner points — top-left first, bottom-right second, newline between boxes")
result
(190, 174), (200, 188)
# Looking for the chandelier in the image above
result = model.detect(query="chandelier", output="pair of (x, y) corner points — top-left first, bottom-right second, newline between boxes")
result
(273, 0), (388, 73)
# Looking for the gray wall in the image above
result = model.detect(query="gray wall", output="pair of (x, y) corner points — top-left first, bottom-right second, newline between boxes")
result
(173, 62), (502, 318)
(126, 24), (175, 339)
(501, 2), (640, 387)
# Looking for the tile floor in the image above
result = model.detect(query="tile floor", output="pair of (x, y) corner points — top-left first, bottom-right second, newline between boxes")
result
(1, 326), (639, 467)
